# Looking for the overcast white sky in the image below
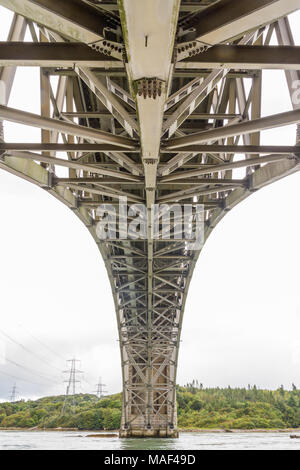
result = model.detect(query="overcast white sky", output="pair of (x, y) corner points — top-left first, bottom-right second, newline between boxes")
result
(1, 7), (300, 401)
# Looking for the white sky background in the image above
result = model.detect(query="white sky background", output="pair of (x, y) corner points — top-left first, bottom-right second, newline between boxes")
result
(1, 7), (300, 401)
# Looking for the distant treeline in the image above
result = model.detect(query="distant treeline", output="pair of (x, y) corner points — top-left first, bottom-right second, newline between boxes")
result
(178, 382), (300, 429)
(0, 383), (300, 430)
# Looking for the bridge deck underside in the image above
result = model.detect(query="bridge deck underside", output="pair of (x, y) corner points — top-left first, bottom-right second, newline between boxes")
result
(0, 0), (300, 437)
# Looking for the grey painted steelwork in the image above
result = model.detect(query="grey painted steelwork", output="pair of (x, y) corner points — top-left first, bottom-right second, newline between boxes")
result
(0, 0), (300, 438)
(0, 42), (122, 67)
(178, 45), (300, 70)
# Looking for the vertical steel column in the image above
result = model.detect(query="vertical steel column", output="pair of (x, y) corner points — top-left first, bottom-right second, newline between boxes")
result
(66, 78), (76, 179)
(40, 31), (51, 168)
(0, 14), (27, 104)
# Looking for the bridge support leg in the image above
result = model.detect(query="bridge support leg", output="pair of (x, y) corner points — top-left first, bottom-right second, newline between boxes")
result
(118, 0), (180, 438)
(119, 361), (179, 438)
(118, 320), (180, 438)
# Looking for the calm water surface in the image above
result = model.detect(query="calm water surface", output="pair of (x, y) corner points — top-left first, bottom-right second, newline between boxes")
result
(1, 431), (300, 450)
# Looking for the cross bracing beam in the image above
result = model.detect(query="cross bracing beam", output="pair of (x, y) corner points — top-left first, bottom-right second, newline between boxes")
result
(180, 1), (217, 12)
(157, 185), (243, 203)
(178, 0), (300, 46)
(74, 67), (139, 137)
(164, 29), (264, 137)
(0, 17), (27, 104)
(62, 111), (241, 120)
(0, 143), (140, 153)
(5, 143), (296, 156)
(58, 177), (144, 186)
(56, 177), (244, 188)
(275, 17), (300, 113)
(107, 77), (136, 109)
(55, 182), (143, 203)
(160, 155), (295, 182)
(158, 146), (298, 176)
(178, 45), (300, 70)
(0, 0), (116, 44)
(2, 151), (141, 181)
(0, 42), (123, 68)
(95, 1), (217, 13)
(163, 69), (228, 137)
(165, 109), (300, 149)
(79, 199), (222, 209)
(91, 2), (119, 12)
(161, 145), (300, 155)
(48, 68), (255, 79)
(0, 105), (135, 148)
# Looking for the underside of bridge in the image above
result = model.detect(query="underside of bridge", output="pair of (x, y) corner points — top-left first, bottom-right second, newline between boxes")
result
(1, 0), (300, 437)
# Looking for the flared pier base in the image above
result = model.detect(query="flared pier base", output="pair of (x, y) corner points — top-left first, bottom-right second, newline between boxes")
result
(119, 428), (179, 438)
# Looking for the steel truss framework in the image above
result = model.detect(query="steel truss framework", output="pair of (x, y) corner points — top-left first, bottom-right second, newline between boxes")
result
(1, 0), (300, 437)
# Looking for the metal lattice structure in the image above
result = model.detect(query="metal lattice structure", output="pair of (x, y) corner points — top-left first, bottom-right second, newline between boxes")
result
(1, 0), (300, 437)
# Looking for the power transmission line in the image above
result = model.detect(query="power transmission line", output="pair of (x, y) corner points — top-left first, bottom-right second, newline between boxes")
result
(81, 378), (93, 393)
(0, 353), (60, 385)
(0, 368), (44, 387)
(61, 358), (83, 415)
(0, 328), (61, 372)
(81, 373), (96, 390)
(17, 323), (66, 362)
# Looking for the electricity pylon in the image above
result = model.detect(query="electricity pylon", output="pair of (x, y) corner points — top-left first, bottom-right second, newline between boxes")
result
(9, 383), (19, 403)
(61, 358), (83, 415)
(93, 377), (107, 399)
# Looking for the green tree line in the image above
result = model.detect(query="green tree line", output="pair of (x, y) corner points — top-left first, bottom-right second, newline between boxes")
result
(0, 384), (299, 430)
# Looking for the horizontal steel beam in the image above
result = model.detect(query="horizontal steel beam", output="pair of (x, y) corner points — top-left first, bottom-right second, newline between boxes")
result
(0, 105), (136, 148)
(3, 151), (141, 181)
(178, 45), (300, 70)
(49, 68), (254, 79)
(161, 145), (300, 154)
(56, 182), (143, 203)
(180, 1), (215, 11)
(56, 176), (243, 186)
(5, 143), (292, 156)
(96, 2), (119, 9)
(0, 0), (112, 43)
(79, 199), (222, 207)
(161, 155), (295, 181)
(97, 1), (217, 12)
(158, 185), (239, 203)
(165, 109), (300, 149)
(158, 178), (244, 186)
(63, 111), (240, 120)
(179, 0), (300, 45)
(0, 42), (122, 68)
(0, 143), (139, 153)
(57, 177), (144, 186)
(173, 71), (254, 78)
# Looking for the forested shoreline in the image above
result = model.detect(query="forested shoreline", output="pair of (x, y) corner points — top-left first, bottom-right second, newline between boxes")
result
(1, 384), (300, 431)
